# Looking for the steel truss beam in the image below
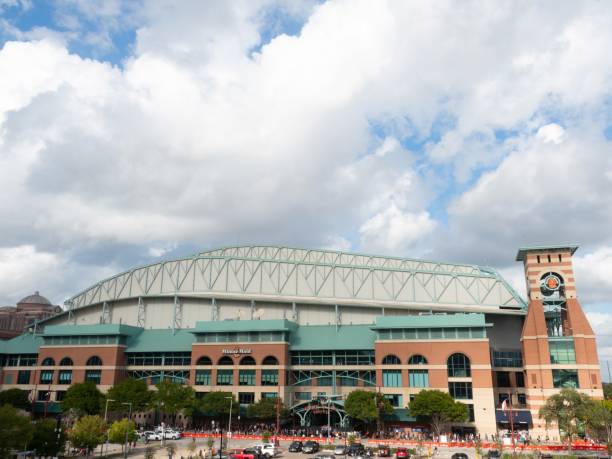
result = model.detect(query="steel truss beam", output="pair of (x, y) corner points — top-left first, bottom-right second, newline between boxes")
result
(66, 245), (526, 313)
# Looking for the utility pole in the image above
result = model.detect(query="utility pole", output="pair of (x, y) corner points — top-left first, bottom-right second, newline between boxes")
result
(101, 399), (115, 457)
(122, 402), (133, 459)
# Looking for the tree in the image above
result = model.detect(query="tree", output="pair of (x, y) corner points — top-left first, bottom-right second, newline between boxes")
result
(107, 378), (152, 413)
(69, 415), (107, 457)
(344, 390), (392, 426)
(0, 388), (31, 411)
(30, 418), (67, 457)
(0, 404), (34, 458)
(199, 391), (234, 418)
(151, 380), (197, 425)
(585, 399), (612, 453)
(408, 390), (468, 435)
(246, 397), (289, 420)
(539, 388), (593, 451)
(604, 383), (612, 401)
(61, 382), (105, 415)
(108, 418), (137, 449)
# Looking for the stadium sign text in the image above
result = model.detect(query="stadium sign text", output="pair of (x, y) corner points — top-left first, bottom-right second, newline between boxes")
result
(222, 348), (252, 355)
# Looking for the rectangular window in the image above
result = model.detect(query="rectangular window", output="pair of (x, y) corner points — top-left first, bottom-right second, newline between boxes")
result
(449, 382), (473, 399)
(382, 370), (402, 387)
(383, 394), (403, 408)
(294, 392), (312, 401)
(238, 392), (255, 404)
(262, 392), (278, 399)
(552, 369), (579, 388)
(195, 370), (211, 385)
(59, 370), (72, 385)
(363, 371), (376, 387)
(40, 370), (53, 384)
(492, 350), (523, 367)
(56, 391), (66, 401)
(496, 371), (511, 387)
(17, 370), (30, 384)
(409, 370), (429, 388)
(549, 340), (576, 364)
(261, 370), (279, 386)
(239, 370), (256, 386)
(217, 369), (233, 386)
(467, 404), (475, 422)
(498, 393), (510, 405)
(37, 390), (50, 401)
(515, 372), (525, 388)
(318, 376), (333, 386)
(517, 393), (527, 406)
(85, 370), (101, 384)
(4, 375), (13, 384)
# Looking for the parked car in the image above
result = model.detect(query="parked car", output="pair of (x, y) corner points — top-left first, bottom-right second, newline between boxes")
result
(253, 444), (280, 458)
(451, 454), (469, 459)
(347, 445), (366, 457)
(230, 448), (261, 459)
(302, 441), (320, 454)
(377, 446), (391, 457)
(486, 451), (501, 459)
(164, 430), (182, 440)
(145, 431), (162, 441)
(290, 442), (304, 453)
(334, 445), (347, 455)
(395, 448), (409, 459)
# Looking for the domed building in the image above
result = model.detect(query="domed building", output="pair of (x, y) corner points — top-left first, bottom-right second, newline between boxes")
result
(0, 245), (603, 438)
(0, 292), (61, 339)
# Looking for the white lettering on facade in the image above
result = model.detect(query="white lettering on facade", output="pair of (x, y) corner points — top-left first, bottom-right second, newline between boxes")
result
(222, 348), (252, 355)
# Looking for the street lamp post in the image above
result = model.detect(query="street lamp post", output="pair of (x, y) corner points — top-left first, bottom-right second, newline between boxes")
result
(122, 402), (133, 459)
(225, 396), (234, 452)
(326, 395), (343, 443)
(101, 399), (116, 457)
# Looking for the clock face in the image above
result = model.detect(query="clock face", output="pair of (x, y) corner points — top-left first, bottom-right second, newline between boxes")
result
(540, 272), (563, 296)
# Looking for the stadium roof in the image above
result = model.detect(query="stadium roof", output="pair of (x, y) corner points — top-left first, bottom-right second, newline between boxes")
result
(64, 245), (526, 314)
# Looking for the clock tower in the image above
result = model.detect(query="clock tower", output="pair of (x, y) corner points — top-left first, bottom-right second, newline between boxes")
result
(516, 245), (603, 437)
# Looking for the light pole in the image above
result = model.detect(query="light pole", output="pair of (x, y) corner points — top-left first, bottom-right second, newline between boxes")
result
(101, 399), (116, 457)
(122, 402), (133, 459)
(225, 396), (233, 452)
(326, 395), (342, 443)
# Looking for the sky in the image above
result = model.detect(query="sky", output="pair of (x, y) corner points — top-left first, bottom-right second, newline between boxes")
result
(0, 0), (611, 379)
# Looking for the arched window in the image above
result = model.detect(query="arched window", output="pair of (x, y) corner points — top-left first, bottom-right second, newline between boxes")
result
(196, 356), (212, 365)
(262, 356), (279, 365)
(41, 357), (55, 366)
(240, 356), (256, 365)
(218, 356), (234, 365)
(447, 353), (471, 377)
(408, 355), (428, 365)
(86, 356), (103, 366)
(59, 357), (73, 366)
(382, 355), (401, 365)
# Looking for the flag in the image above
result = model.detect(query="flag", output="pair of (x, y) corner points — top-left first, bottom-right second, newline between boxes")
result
(501, 399), (508, 412)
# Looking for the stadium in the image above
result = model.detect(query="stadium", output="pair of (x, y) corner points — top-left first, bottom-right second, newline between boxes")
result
(0, 245), (603, 437)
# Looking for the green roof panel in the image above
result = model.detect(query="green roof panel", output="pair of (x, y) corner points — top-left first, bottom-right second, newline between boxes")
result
(193, 319), (297, 334)
(126, 329), (195, 352)
(1, 333), (44, 354)
(43, 324), (143, 337)
(372, 313), (488, 330)
(289, 324), (376, 350)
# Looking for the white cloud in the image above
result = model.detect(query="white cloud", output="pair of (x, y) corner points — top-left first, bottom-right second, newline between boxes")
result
(0, 245), (116, 305)
(1, 0), (612, 312)
(536, 123), (567, 144)
(359, 204), (436, 255)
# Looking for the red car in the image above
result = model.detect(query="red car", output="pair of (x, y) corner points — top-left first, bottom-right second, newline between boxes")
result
(230, 448), (260, 459)
(395, 448), (409, 459)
